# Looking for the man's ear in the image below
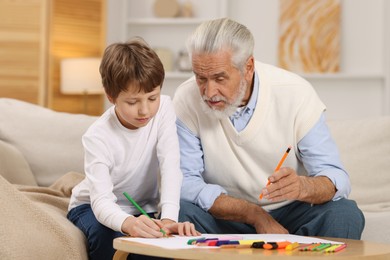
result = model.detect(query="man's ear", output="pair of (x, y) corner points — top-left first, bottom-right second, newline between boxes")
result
(245, 56), (255, 81)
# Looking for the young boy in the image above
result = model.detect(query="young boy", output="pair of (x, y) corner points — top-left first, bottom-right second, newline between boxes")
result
(67, 38), (199, 260)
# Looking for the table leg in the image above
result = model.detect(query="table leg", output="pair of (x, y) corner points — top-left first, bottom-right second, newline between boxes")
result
(113, 250), (129, 260)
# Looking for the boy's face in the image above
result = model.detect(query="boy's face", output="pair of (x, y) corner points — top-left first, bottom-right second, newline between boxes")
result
(109, 85), (161, 130)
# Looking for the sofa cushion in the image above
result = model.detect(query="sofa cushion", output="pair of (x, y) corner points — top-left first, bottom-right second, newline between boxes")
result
(0, 140), (37, 186)
(327, 116), (390, 212)
(0, 98), (98, 186)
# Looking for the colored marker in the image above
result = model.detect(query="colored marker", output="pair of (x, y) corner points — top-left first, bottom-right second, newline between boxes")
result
(220, 240), (264, 249)
(263, 241), (291, 250)
(123, 192), (167, 237)
(219, 241), (247, 248)
(285, 242), (300, 251)
(238, 240), (264, 246)
(195, 238), (218, 243)
(259, 146), (292, 199)
(195, 239), (220, 246)
(203, 240), (220, 246)
(252, 241), (266, 248)
(187, 237), (204, 245)
(216, 240), (239, 247)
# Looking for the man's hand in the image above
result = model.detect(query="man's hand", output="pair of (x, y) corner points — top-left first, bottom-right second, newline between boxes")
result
(260, 167), (336, 204)
(209, 194), (288, 234)
(250, 210), (288, 234)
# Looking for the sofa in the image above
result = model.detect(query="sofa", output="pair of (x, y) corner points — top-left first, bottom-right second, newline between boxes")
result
(0, 98), (389, 259)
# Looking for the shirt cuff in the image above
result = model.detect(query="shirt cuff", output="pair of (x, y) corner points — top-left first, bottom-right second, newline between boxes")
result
(113, 211), (133, 233)
(160, 203), (180, 222)
(197, 184), (227, 211)
(316, 168), (351, 200)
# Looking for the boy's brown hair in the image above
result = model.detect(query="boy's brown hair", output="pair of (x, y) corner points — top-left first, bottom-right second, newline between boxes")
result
(99, 37), (165, 100)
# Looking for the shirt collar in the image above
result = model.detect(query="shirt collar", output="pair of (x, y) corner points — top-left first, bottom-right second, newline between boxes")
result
(246, 71), (259, 113)
(231, 71), (259, 119)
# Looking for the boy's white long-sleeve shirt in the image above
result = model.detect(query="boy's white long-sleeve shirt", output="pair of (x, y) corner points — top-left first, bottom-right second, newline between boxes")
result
(68, 95), (182, 232)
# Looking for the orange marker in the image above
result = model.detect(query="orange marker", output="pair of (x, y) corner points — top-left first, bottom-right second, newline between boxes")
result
(263, 241), (292, 250)
(259, 146), (292, 199)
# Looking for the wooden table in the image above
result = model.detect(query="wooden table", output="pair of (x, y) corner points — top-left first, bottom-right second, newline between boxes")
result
(113, 237), (390, 259)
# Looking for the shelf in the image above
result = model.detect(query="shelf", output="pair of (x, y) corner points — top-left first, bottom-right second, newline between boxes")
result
(300, 73), (384, 80)
(166, 71), (193, 79)
(164, 72), (385, 81)
(122, 0), (227, 96)
(164, 72), (384, 80)
(164, 70), (383, 80)
(126, 18), (210, 25)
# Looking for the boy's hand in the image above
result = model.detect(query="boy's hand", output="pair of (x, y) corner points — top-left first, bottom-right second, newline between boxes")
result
(161, 219), (201, 236)
(121, 215), (164, 238)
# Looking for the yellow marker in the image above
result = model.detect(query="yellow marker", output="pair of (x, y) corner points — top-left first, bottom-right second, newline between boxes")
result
(285, 242), (300, 251)
(238, 240), (264, 246)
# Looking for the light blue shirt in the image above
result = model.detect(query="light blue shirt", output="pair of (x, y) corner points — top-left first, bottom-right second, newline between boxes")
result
(176, 72), (350, 211)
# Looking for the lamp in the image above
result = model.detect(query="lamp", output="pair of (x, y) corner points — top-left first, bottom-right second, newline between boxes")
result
(60, 57), (104, 113)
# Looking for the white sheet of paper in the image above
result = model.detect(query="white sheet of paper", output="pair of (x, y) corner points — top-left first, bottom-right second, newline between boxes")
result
(120, 234), (343, 250)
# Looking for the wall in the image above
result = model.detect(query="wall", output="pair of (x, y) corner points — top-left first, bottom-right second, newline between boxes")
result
(0, 0), (106, 116)
(47, 0), (106, 115)
(227, 0), (389, 120)
(106, 0), (389, 120)
(0, 0), (49, 105)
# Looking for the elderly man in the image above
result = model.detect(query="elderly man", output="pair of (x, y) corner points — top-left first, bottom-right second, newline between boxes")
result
(173, 18), (364, 239)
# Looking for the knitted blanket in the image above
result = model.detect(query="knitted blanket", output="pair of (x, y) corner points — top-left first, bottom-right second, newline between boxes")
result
(0, 172), (87, 260)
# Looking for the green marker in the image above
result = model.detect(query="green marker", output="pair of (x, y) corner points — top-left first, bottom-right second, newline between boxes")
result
(123, 192), (167, 236)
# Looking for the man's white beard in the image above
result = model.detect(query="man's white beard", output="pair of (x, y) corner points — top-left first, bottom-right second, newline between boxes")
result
(200, 78), (248, 120)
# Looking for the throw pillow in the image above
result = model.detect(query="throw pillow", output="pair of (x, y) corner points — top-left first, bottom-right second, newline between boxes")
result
(0, 140), (37, 186)
(0, 98), (98, 186)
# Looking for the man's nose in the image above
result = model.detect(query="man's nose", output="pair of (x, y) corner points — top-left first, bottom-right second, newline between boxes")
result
(204, 80), (218, 99)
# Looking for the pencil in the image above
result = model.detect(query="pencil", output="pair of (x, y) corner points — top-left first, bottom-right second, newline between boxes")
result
(312, 243), (332, 251)
(123, 191), (167, 237)
(259, 146), (292, 199)
(324, 243), (347, 253)
(299, 243), (321, 251)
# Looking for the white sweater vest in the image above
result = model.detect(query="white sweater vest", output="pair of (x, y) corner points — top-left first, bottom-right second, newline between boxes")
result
(174, 62), (325, 210)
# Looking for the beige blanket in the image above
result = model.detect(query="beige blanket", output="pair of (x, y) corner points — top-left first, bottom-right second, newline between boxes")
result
(0, 172), (88, 260)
